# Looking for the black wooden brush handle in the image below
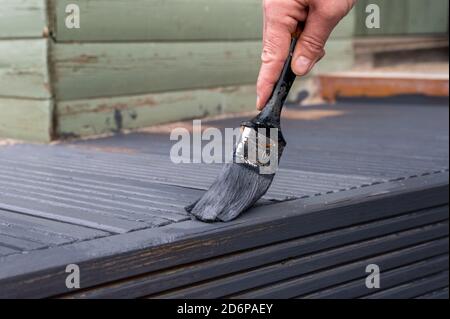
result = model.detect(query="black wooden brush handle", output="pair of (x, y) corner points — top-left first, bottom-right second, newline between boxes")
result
(253, 35), (299, 127)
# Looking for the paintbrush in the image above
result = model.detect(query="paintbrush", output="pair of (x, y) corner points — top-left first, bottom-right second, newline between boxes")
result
(186, 29), (301, 222)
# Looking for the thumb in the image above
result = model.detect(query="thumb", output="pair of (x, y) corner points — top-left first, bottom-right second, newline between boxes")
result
(291, 10), (339, 76)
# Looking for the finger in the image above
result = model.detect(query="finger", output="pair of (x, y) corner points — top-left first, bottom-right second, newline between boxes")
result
(256, 27), (292, 110)
(256, 1), (301, 110)
(291, 7), (340, 76)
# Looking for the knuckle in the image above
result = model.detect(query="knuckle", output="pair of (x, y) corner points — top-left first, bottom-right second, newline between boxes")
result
(301, 35), (325, 54)
(318, 8), (341, 20)
(263, 0), (280, 13)
(261, 36), (285, 64)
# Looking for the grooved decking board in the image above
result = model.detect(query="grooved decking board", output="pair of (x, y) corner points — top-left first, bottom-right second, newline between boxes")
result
(0, 148), (381, 202)
(302, 254), (449, 299)
(0, 0), (46, 39)
(152, 223), (449, 298)
(0, 98), (53, 142)
(363, 271), (449, 299)
(0, 101), (448, 298)
(0, 171), (447, 298)
(63, 206), (449, 298)
(0, 39), (50, 99)
(0, 234), (46, 252)
(68, 102), (449, 178)
(416, 287), (449, 299)
(51, 41), (261, 101)
(229, 240), (449, 299)
(0, 209), (109, 247)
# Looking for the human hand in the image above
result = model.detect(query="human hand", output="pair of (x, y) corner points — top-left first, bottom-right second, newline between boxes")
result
(256, 0), (356, 110)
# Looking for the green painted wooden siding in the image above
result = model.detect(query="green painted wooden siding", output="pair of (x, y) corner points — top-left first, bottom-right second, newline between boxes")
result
(0, 0), (47, 39)
(0, 98), (53, 142)
(57, 85), (256, 137)
(0, 39), (51, 99)
(51, 41), (262, 101)
(0, 1), (52, 142)
(50, 0), (263, 42)
(356, 0), (449, 36)
(49, 0), (353, 42)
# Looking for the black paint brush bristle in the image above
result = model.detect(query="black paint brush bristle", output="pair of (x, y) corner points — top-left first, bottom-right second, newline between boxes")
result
(186, 32), (299, 222)
(185, 162), (274, 222)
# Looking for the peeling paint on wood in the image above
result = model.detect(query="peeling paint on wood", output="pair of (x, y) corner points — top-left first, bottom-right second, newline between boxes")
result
(56, 85), (256, 137)
(51, 41), (262, 100)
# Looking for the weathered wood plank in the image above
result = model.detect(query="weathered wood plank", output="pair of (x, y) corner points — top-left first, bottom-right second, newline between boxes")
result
(49, 0), (262, 42)
(56, 85), (256, 137)
(0, 39), (51, 99)
(319, 72), (449, 102)
(52, 39), (352, 137)
(51, 41), (261, 100)
(0, 98), (53, 142)
(50, 0), (355, 42)
(0, 0), (47, 39)
(0, 172), (447, 298)
(51, 39), (352, 101)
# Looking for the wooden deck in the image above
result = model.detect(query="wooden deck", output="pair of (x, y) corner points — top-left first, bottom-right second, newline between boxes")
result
(0, 98), (448, 299)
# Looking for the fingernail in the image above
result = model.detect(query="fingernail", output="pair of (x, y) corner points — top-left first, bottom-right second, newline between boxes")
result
(256, 96), (261, 110)
(295, 56), (312, 75)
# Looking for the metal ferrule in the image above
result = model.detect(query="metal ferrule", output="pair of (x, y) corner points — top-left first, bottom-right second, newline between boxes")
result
(234, 127), (280, 170)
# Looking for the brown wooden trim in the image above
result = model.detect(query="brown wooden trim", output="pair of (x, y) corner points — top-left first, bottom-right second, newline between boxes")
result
(319, 72), (449, 102)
